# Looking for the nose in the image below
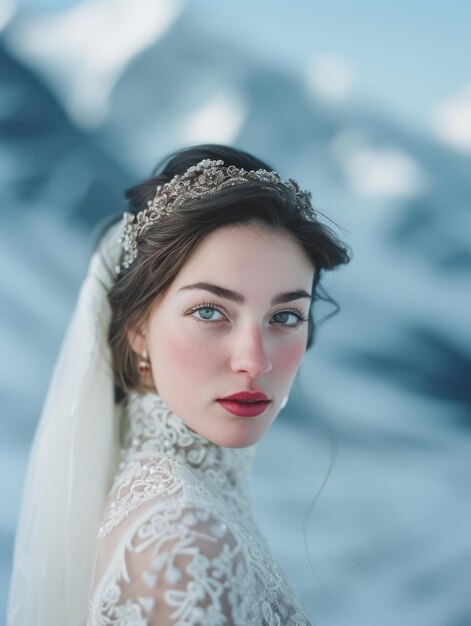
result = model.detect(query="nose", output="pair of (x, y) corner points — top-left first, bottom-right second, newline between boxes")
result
(230, 322), (272, 378)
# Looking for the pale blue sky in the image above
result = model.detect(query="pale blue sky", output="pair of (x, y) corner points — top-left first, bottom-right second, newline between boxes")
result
(11, 0), (471, 138)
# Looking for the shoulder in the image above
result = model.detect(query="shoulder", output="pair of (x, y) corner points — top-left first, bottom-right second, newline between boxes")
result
(97, 454), (232, 539)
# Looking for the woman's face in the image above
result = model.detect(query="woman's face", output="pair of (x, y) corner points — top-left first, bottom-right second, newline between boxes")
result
(129, 222), (315, 448)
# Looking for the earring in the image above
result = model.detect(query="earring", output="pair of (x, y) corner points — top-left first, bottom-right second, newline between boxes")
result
(138, 349), (150, 375)
(280, 395), (289, 409)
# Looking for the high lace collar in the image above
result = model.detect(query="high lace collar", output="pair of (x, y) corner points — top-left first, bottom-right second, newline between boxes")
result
(121, 390), (256, 498)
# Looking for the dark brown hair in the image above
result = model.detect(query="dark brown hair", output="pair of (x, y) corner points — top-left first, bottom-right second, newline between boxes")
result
(95, 144), (352, 403)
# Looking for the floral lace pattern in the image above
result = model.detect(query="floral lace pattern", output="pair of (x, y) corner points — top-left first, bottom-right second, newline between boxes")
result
(87, 391), (312, 625)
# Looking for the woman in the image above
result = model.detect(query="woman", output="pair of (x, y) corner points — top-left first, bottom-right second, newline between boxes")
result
(7, 144), (351, 625)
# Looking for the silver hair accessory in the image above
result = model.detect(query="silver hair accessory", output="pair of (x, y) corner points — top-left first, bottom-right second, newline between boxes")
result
(116, 158), (315, 273)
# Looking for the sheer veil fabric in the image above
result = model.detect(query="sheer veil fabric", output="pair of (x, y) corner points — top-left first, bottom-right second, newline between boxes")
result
(7, 219), (125, 625)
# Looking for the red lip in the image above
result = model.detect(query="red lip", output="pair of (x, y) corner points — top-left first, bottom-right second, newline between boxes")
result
(218, 391), (270, 402)
(217, 391), (272, 418)
(217, 398), (271, 417)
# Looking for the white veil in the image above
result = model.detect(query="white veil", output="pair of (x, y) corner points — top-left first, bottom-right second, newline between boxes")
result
(7, 218), (125, 625)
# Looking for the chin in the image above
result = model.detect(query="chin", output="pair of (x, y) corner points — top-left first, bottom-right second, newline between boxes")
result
(221, 439), (257, 449)
(209, 429), (266, 449)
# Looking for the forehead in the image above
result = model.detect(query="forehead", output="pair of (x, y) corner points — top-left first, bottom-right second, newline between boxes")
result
(173, 223), (314, 287)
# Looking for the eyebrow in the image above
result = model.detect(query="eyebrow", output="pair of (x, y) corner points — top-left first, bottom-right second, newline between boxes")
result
(177, 282), (312, 306)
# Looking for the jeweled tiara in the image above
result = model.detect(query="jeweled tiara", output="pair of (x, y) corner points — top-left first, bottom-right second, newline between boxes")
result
(116, 158), (315, 273)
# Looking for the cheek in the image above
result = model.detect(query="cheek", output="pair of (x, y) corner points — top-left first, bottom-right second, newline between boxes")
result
(274, 339), (306, 376)
(165, 324), (221, 377)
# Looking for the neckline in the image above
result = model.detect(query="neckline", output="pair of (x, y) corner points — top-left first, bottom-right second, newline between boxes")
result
(122, 390), (256, 495)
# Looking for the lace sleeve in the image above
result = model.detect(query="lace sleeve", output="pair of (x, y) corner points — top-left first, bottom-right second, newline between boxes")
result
(90, 500), (252, 626)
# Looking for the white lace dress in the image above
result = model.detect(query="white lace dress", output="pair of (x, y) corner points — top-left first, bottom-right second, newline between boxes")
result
(86, 391), (313, 625)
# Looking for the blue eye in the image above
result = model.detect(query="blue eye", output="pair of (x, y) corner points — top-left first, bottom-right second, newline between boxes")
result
(190, 304), (223, 324)
(192, 306), (225, 323)
(273, 309), (307, 328)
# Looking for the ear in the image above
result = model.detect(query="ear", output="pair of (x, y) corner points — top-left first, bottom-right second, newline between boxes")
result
(126, 325), (147, 355)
